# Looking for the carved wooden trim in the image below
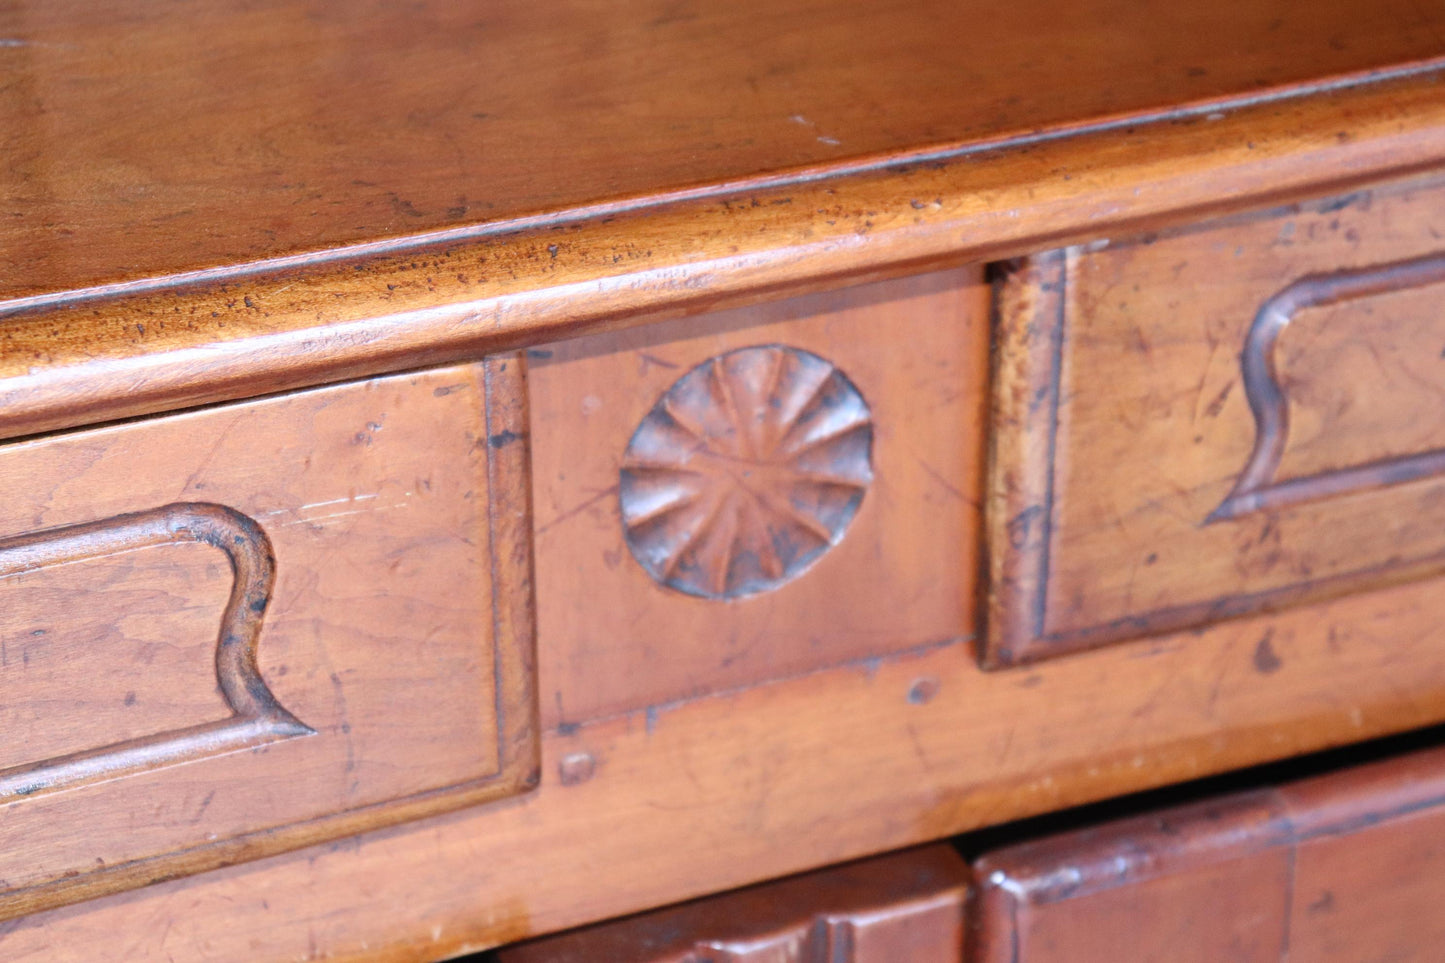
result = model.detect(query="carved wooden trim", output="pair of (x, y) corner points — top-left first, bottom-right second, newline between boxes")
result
(0, 503), (312, 800)
(620, 345), (873, 599)
(482, 351), (543, 796)
(1209, 251), (1445, 522)
(497, 844), (968, 962)
(982, 252), (1069, 666)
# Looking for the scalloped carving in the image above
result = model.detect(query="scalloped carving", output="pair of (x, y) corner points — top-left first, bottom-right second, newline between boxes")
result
(620, 345), (873, 599)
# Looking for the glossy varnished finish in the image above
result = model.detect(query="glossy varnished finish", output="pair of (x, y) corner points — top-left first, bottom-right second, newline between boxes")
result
(2, 75), (1445, 443)
(984, 172), (1445, 664)
(972, 744), (1445, 961)
(4, 0), (1445, 302)
(498, 845), (968, 963)
(0, 359), (538, 921)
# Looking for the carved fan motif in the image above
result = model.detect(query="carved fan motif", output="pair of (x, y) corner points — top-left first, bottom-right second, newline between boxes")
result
(620, 345), (873, 599)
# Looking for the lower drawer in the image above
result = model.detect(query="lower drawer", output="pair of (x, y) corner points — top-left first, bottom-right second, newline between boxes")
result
(0, 360), (537, 919)
(498, 845), (969, 963)
(974, 741), (1445, 962)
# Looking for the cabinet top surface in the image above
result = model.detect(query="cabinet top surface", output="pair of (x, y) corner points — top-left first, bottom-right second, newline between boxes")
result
(5, 0), (1444, 302)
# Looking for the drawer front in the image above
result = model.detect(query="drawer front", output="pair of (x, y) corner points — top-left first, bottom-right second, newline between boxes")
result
(499, 845), (968, 962)
(0, 359), (537, 918)
(973, 743), (1445, 962)
(529, 269), (988, 722)
(984, 173), (1445, 664)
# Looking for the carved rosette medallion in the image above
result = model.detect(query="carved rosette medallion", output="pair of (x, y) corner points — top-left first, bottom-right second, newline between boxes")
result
(620, 345), (874, 599)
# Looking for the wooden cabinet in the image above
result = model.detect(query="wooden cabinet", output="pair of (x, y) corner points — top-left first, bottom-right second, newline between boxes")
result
(4, 0), (1445, 958)
(498, 846), (969, 963)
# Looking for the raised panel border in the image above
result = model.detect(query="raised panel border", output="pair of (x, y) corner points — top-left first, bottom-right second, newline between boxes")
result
(0, 354), (539, 922)
(983, 248), (1445, 667)
(1209, 251), (1445, 522)
(0, 503), (312, 801)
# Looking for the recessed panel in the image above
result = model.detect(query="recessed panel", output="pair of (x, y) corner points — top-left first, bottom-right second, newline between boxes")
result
(983, 175), (1445, 665)
(0, 359), (537, 919)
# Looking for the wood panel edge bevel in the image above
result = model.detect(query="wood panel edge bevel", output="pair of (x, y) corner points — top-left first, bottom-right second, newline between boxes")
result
(1210, 250), (1445, 522)
(981, 252), (1068, 668)
(482, 351), (543, 796)
(0, 503), (310, 802)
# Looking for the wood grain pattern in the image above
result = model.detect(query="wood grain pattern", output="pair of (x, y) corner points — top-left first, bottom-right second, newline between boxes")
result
(1, 541), (234, 767)
(4, 0), (1444, 303)
(972, 743), (1445, 962)
(19, 543), (1445, 958)
(497, 845), (967, 962)
(530, 269), (985, 722)
(984, 173), (1445, 664)
(0, 359), (537, 921)
(1, 74), (1444, 445)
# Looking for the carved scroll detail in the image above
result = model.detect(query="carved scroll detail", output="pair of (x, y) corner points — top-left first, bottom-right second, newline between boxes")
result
(0, 503), (311, 800)
(620, 345), (873, 599)
(1209, 251), (1445, 523)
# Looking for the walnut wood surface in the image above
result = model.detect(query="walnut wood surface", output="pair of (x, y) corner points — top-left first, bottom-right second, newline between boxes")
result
(530, 270), (985, 721)
(1, 72), (1445, 444)
(4, 0), (1444, 303)
(0, 360), (538, 921)
(972, 743), (1445, 961)
(985, 171), (1445, 664)
(498, 845), (968, 963)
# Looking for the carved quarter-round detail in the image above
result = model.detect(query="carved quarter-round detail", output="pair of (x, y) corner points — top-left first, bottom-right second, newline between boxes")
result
(620, 344), (874, 599)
